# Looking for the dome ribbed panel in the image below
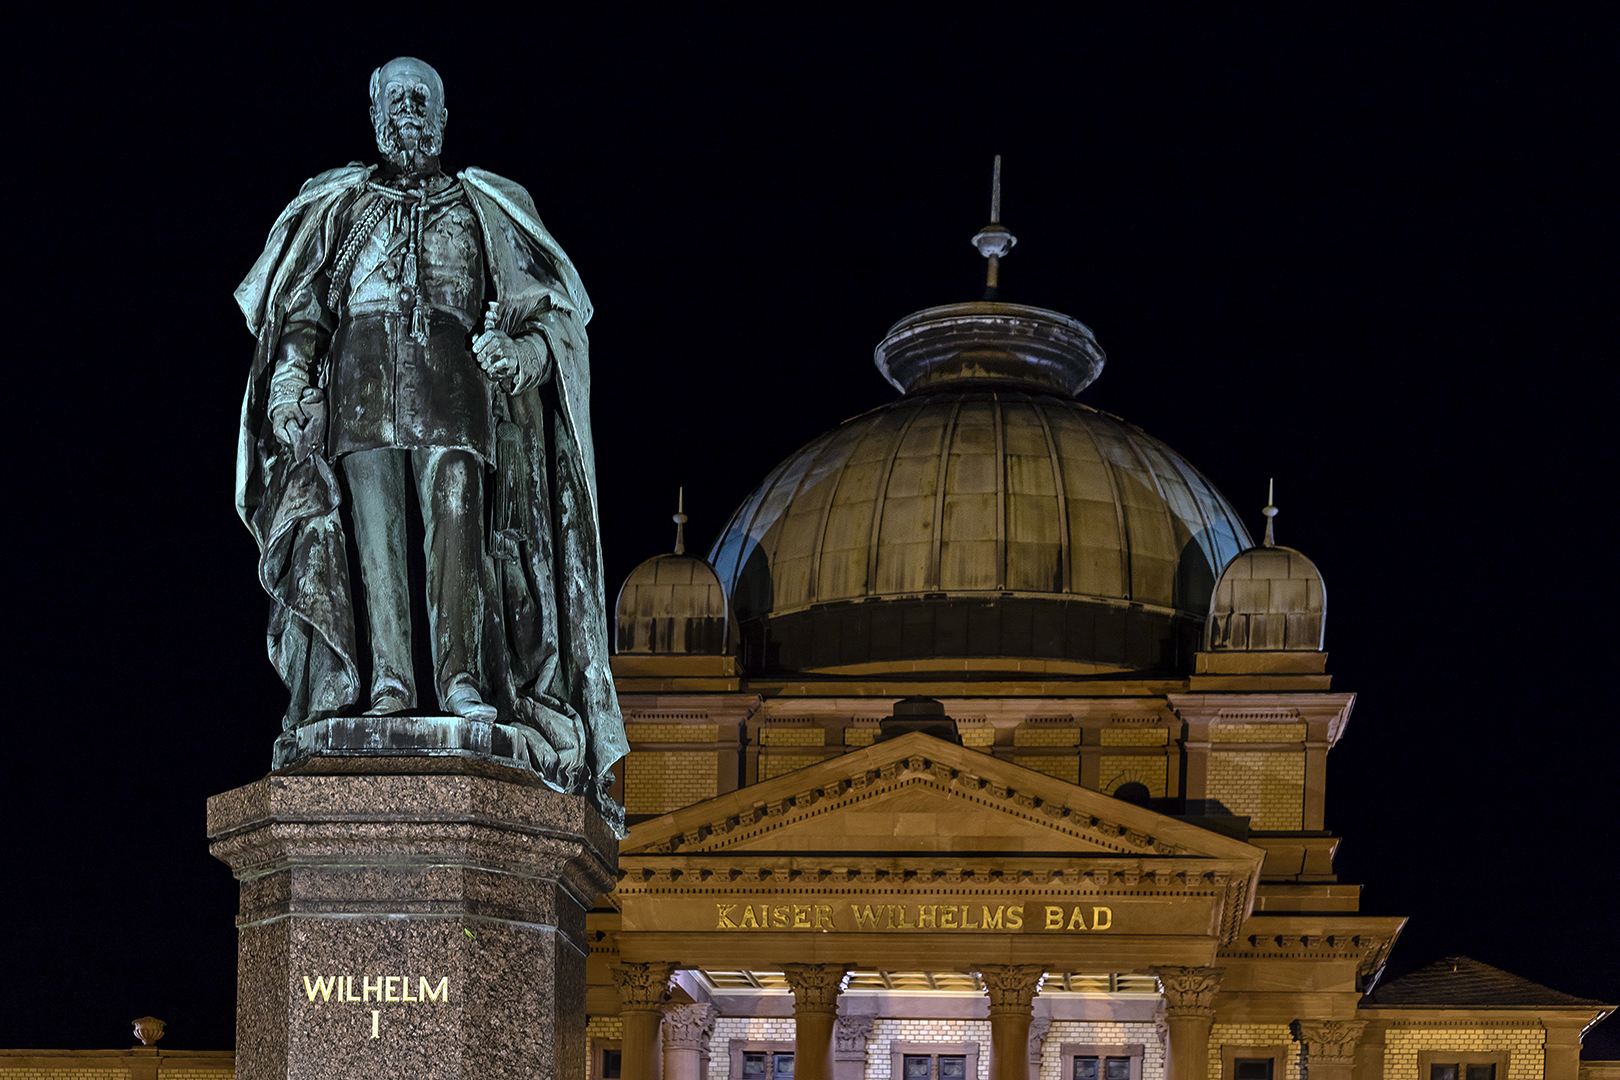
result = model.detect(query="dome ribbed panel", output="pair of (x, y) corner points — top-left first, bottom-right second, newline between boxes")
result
(939, 399), (1001, 591)
(1045, 404), (1130, 600)
(872, 400), (952, 595)
(707, 390), (1253, 636)
(1003, 398), (1063, 593)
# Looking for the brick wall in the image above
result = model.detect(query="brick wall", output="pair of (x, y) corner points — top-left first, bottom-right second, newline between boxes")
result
(1210, 723), (1306, 743)
(585, 1014), (624, 1078)
(710, 1017), (798, 1080)
(1100, 729), (1168, 747)
(1207, 751), (1303, 830)
(1383, 1027), (1544, 1080)
(0, 1052), (235, 1080)
(1099, 756), (1168, 797)
(959, 724), (995, 750)
(624, 723), (720, 742)
(867, 1018), (993, 1080)
(1015, 726), (1081, 747)
(624, 751), (719, 814)
(1015, 755), (1081, 783)
(1039, 1020), (1166, 1080)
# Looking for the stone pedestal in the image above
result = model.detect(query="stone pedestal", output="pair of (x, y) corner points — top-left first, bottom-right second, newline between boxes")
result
(207, 761), (617, 1080)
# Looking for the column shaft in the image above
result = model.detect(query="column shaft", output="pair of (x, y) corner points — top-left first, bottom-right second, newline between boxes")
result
(979, 965), (1047, 1080)
(610, 963), (676, 1080)
(663, 1003), (717, 1080)
(783, 964), (848, 1080)
(1152, 967), (1224, 1080)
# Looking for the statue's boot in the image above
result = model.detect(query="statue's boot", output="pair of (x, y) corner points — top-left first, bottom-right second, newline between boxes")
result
(364, 686), (412, 716)
(445, 684), (497, 723)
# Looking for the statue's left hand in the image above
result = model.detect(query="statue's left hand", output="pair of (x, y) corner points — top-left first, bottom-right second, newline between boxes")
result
(473, 329), (521, 382)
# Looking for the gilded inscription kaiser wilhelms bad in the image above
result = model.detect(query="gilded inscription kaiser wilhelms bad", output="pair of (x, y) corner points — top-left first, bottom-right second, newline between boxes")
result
(211, 59), (620, 1080)
(233, 55), (627, 822)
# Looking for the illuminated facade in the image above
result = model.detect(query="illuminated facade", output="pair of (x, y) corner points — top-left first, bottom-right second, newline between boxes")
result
(587, 284), (1612, 1080)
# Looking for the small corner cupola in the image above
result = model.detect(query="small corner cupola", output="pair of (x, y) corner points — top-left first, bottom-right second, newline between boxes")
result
(614, 489), (733, 655)
(1205, 479), (1327, 652)
(873, 156), (1106, 398)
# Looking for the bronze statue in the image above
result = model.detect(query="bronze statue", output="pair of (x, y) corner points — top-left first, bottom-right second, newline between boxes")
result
(234, 57), (627, 818)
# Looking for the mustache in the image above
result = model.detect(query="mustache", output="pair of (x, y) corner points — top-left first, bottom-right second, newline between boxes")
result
(374, 112), (444, 164)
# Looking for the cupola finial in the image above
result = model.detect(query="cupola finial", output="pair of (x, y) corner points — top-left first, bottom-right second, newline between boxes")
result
(1262, 478), (1278, 548)
(971, 155), (1017, 300)
(673, 487), (688, 555)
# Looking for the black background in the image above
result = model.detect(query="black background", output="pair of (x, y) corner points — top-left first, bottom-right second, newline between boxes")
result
(4, 7), (1616, 1056)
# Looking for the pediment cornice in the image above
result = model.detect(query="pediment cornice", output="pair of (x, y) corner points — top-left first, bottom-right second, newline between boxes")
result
(623, 732), (1262, 863)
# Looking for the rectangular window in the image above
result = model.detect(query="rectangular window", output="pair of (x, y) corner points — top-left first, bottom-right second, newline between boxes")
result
(1235, 1060), (1274, 1080)
(733, 1039), (797, 1080)
(1432, 1065), (1495, 1080)
(1221, 1045), (1288, 1080)
(1418, 1050), (1508, 1080)
(1065, 1043), (1144, 1080)
(603, 1049), (622, 1080)
(892, 1042), (981, 1080)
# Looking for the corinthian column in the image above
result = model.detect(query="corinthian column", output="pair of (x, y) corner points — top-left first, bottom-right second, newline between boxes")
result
(611, 962), (676, 1080)
(1292, 1020), (1366, 1080)
(978, 965), (1047, 1080)
(1152, 967), (1223, 1080)
(783, 964), (850, 1080)
(664, 1003), (717, 1080)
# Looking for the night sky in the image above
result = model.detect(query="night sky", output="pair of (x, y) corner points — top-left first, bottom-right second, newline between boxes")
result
(5, 9), (1616, 1056)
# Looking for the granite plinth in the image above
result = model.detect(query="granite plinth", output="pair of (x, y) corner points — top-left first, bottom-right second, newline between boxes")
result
(208, 761), (616, 1080)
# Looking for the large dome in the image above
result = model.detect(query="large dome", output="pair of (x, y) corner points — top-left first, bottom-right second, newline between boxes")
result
(708, 304), (1252, 676)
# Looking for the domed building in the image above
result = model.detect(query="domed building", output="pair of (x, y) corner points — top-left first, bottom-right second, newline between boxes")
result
(707, 301), (1250, 676)
(586, 204), (1611, 1080)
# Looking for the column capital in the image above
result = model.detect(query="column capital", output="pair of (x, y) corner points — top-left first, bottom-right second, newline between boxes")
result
(663, 1003), (717, 1052)
(782, 963), (850, 1013)
(1152, 966), (1225, 1019)
(836, 1015), (875, 1055)
(977, 964), (1048, 1014)
(1291, 1020), (1367, 1065)
(610, 961), (677, 1009)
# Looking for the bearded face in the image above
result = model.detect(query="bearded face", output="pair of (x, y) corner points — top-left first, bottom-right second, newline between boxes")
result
(370, 58), (447, 174)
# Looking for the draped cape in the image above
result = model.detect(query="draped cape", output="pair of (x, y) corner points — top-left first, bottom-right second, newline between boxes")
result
(234, 164), (628, 828)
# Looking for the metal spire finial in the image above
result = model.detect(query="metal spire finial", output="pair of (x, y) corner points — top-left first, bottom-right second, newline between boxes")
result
(1261, 478), (1278, 548)
(672, 487), (688, 555)
(971, 155), (1017, 300)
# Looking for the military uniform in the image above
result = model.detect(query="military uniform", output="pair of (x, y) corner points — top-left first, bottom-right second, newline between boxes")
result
(267, 170), (548, 715)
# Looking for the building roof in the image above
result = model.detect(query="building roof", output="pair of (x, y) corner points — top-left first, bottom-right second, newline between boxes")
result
(614, 553), (732, 655)
(705, 302), (1253, 675)
(1367, 956), (1609, 1008)
(1206, 544), (1326, 651)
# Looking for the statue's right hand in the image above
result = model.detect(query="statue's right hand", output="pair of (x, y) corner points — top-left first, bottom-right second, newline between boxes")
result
(268, 401), (303, 447)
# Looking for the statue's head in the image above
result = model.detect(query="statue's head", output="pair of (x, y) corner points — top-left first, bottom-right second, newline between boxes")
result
(370, 57), (447, 174)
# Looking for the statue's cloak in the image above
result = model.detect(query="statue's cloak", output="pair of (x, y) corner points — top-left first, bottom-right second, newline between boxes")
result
(234, 164), (628, 822)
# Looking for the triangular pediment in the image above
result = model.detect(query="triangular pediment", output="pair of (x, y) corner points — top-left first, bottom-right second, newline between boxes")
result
(622, 731), (1261, 865)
